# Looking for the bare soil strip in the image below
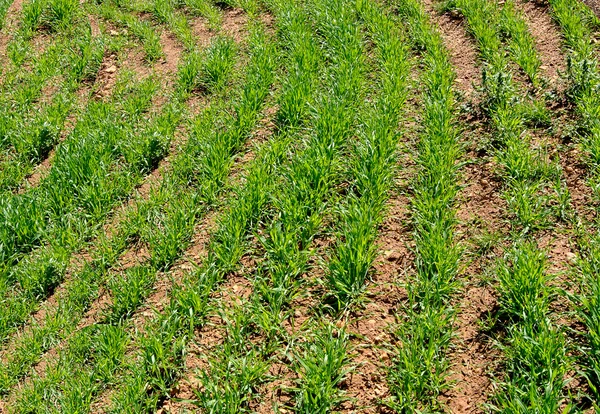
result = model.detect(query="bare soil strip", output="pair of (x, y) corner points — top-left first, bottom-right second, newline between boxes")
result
(160, 254), (254, 413)
(443, 153), (505, 414)
(340, 193), (412, 413)
(421, 0), (480, 98)
(0, 0), (24, 64)
(518, 0), (567, 87)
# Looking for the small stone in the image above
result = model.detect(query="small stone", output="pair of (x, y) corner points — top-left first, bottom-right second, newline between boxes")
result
(294, 309), (302, 318)
(384, 250), (399, 261)
(480, 178), (490, 187)
(109, 29), (119, 36)
(565, 165), (574, 173)
(540, 65), (548, 70)
(566, 252), (577, 262)
(105, 65), (117, 73)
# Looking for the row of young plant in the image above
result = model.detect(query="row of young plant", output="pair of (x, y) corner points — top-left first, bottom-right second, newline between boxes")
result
(449, 0), (572, 410)
(176, 0), (340, 410)
(0, 0), (213, 192)
(443, 0), (543, 88)
(258, 1), (416, 411)
(0, 0), (228, 344)
(252, 0), (372, 410)
(10, 18), (274, 413)
(323, 0), (410, 308)
(104, 15), (276, 412)
(0, 21), (243, 404)
(547, 0), (600, 406)
(0, 7), (107, 193)
(0, 0), (157, 263)
(0, 75), (177, 341)
(204, 0), (415, 410)
(379, 0), (462, 410)
(104, 0), (225, 56)
(0, 77), (175, 382)
(94, 0), (165, 62)
(0, 30), (239, 398)
(113, 0), (326, 409)
(127, 0), (369, 410)
(0, 0), (13, 28)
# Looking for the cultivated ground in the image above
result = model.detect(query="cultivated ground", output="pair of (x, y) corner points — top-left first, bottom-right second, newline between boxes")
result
(0, 0), (600, 412)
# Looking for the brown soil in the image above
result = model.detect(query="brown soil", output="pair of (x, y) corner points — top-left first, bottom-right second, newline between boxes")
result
(157, 243), (254, 413)
(221, 8), (248, 43)
(0, 0), (25, 64)
(582, 0), (600, 17)
(89, 14), (101, 37)
(158, 30), (182, 76)
(421, 0), (481, 98)
(442, 146), (506, 413)
(94, 53), (120, 98)
(20, 151), (54, 190)
(336, 164), (414, 412)
(190, 17), (213, 48)
(442, 283), (499, 413)
(519, 0), (567, 87)
(558, 142), (596, 222)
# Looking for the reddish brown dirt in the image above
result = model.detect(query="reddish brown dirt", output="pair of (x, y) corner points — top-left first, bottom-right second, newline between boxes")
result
(158, 30), (181, 76)
(0, 0), (25, 64)
(95, 53), (120, 98)
(582, 0), (600, 17)
(421, 0), (480, 98)
(253, 362), (295, 414)
(442, 281), (499, 413)
(222, 8), (248, 42)
(190, 17), (213, 48)
(558, 141), (596, 222)
(442, 146), (505, 413)
(89, 14), (101, 37)
(519, 0), (567, 87)
(158, 253), (255, 413)
(21, 152), (54, 190)
(337, 190), (413, 413)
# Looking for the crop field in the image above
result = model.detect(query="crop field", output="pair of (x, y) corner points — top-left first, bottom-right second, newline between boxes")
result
(2, 0), (600, 412)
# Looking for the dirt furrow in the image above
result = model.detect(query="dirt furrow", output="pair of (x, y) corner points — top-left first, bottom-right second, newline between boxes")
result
(518, 0), (567, 88)
(340, 194), (412, 414)
(160, 259), (254, 413)
(421, 0), (480, 98)
(443, 153), (505, 414)
(0, 0), (24, 65)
